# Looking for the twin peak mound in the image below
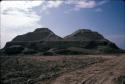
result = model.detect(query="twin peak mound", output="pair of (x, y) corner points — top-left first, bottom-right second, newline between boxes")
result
(2, 28), (123, 55)
(12, 28), (105, 42)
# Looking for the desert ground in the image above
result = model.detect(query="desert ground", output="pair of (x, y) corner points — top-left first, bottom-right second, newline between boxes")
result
(1, 54), (125, 84)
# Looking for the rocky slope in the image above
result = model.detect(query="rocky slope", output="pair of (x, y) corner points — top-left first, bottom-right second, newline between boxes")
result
(1, 28), (123, 55)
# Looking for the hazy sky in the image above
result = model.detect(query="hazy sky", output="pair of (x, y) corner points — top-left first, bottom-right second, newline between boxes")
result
(0, 0), (125, 49)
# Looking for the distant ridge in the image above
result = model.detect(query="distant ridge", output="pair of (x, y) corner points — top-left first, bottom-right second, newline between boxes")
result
(0, 28), (124, 55)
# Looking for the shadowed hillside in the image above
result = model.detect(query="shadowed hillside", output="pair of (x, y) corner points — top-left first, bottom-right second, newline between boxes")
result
(0, 28), (124, 55)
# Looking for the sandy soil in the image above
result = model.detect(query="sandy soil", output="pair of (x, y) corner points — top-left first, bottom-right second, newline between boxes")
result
(1, 54), (125, 84)
(50, 54), (125, 84)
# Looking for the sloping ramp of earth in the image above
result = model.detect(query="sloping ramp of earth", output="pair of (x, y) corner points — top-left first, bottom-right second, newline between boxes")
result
(51, 54), (125, 84)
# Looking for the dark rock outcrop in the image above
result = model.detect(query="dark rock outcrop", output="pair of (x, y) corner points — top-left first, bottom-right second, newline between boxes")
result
(1, 28), (123, 55)
(4, 45), (24, 55)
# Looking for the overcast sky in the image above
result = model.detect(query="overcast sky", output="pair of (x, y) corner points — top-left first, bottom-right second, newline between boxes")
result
(0, 0), (125, 49)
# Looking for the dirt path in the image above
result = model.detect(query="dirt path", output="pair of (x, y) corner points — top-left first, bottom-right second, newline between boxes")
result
(51, 54), (125, 84)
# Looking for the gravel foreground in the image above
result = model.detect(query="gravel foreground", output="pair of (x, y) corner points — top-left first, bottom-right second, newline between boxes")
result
(1, 54), (125, 84)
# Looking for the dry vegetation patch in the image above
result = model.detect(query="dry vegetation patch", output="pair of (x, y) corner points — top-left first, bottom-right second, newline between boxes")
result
(1, 54), (123, 84)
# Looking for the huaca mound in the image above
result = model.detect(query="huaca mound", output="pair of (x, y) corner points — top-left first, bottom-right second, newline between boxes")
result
(1, 28), (124, 55)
